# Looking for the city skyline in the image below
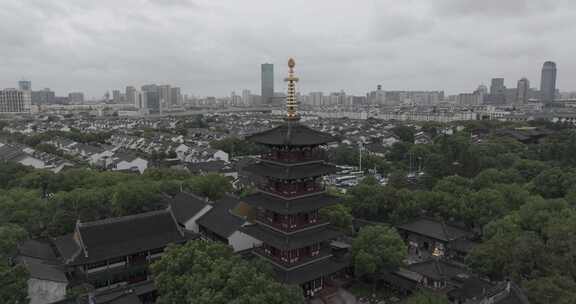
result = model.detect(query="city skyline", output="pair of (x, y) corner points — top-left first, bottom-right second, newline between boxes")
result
(1, 0), (576, 97)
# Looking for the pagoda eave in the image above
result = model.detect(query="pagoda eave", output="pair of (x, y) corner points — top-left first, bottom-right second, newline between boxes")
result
(240, 224), (342, 250)
(272, 256), (350, 285)
(247, 123), (338, 147)
(244, 162), (337, 180)
(243, 192), (342, 215)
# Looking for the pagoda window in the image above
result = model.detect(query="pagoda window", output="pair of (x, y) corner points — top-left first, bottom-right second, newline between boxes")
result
(311, 243), (321, 256)
(289, 214), (297, 229)
(310, 210), (319, 224)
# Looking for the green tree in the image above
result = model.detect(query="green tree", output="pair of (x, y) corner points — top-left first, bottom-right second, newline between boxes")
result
(352, 225), (407, 276)
(320, 204), (353, 233)
(523, 276), (576, 304)
(185, 174), (232, 200)
(0, 224), (28, 259)
(391, 125), (416, 143)
(405, 291), (450, 304)
(533, 168), (576, 198)
(111, 181), (162, 216)
(151, 241), (305, 304)
(0, 263), (28, 304)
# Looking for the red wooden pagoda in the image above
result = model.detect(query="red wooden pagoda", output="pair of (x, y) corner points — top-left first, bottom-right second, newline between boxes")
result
(241, 58), (349, 297)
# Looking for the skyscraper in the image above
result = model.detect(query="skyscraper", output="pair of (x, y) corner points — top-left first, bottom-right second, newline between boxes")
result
(540, 61), (557, 104)
(490, 78), (506, 104)
(261, 63), (274, 105)
(141, 85), (161, 115)
(516, 78), (530, 104)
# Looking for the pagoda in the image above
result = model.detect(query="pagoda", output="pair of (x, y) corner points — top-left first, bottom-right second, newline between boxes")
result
(241, 58), (349, 297)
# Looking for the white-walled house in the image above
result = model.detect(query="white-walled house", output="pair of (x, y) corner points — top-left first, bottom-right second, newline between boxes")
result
(169, 193), (261, 252)
(18, 240), (68, 304)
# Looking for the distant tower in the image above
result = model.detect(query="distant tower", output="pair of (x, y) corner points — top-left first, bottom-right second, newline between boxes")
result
(516, 78), (530, 104)
(284, 58), (299, 120)
(18, 80), (31, 91)
(540, 61), (557, 104)
(261, 63), (274, 105)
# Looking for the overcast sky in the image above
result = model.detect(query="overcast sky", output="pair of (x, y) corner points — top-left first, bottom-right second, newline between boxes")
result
(1, 0), (575, 98)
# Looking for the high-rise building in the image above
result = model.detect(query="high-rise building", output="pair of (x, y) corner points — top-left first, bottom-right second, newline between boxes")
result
(0, 89), (31, 113)
(261, 63), (274, 105)
(112, 90), (121, 103)
(68, 92), (84, 104)
(126, 86), (137, 106)
(540, 61), (557, 104)
(141, 85), (161, 115)
(516, 78), (530, 104)
(31, 88), (55, 105)
(489, 78), (506, 104)
(309, 92), (324, 107)
(367, 85), (386, 105)
(158, 85), (171, 107)
(474, 85), (488, 104)
(18, 80), (31, 91)
(240, 58), (347, 297)
(170, 87), (181, 105)
(230, 91), (242, 106)
(242, 89), (252, 106)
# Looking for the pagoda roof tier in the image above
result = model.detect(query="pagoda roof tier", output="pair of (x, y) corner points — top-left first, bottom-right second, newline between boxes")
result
(246, 122), (337, 147)
(273, 256), (350, 285)
(244, 161), (337, 180)
(240, 224), (341, 250)
(244, 192), (342, 214)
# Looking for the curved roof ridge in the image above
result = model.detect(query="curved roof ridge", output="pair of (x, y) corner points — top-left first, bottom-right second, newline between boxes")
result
(78, 209), (169, 227)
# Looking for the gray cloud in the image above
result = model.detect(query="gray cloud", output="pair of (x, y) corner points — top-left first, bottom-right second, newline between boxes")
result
(0, 0), (574, 98)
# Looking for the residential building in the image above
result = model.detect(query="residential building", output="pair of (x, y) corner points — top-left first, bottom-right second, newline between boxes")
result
(112, 90), (121, 103)
(0, 88), (31, 113)
(159, 85), (171, 107)
(170, 87), (181, 105)
(242, 89), (252, 106)
(31, 88), (55, 104)
(126, 86), (137, 106)
(309, 92), (324, 107)
(68, 92), (85, 104)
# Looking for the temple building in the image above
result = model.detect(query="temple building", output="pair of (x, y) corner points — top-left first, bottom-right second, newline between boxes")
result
(240, 58), (350, 297)
(18, 208), (196, 303)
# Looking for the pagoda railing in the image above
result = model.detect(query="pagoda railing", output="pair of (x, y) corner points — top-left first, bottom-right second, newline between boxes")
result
(261, 150), (326, 163)
(255, 216), (329, 234)
(259, 183), (324, 198)
(253, 246), (333, 270)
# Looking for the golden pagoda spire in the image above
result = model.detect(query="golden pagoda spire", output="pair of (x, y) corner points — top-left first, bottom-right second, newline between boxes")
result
(285, 57), (300, 121)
